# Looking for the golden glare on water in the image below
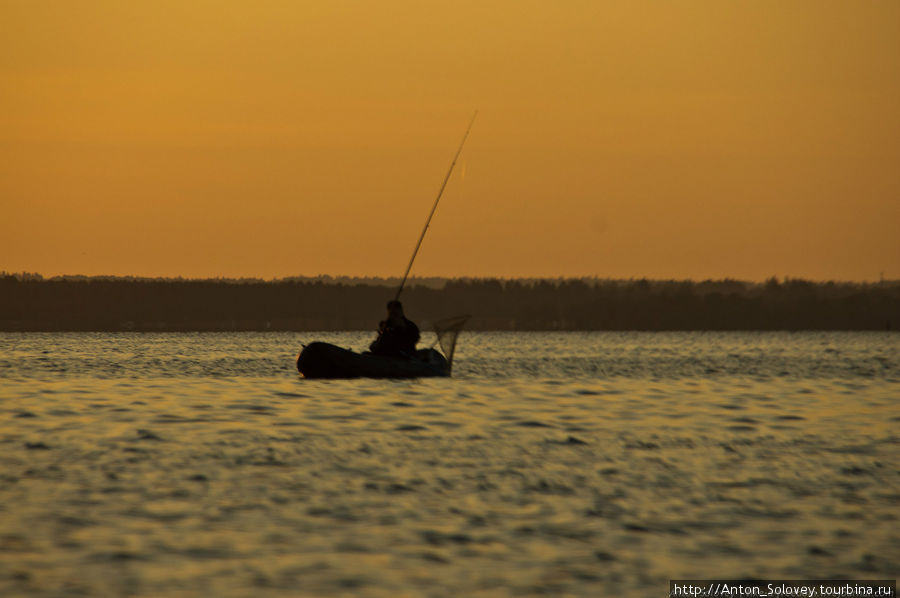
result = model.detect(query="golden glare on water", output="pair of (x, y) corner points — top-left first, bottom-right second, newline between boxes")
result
(1, 1), (899, 280)
(0, 331), (897, 595)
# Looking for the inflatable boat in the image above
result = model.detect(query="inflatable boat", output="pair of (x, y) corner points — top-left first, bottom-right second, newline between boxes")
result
(296, 342), (451, 379)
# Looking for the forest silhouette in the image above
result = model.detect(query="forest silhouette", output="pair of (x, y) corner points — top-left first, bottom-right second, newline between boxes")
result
(1, 273), (897, 332)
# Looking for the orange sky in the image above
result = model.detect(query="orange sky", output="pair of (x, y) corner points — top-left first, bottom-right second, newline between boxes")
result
(2, 1), (898, 281)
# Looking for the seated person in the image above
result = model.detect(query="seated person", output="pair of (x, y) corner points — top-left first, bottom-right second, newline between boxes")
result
(369, 300), (420, 357)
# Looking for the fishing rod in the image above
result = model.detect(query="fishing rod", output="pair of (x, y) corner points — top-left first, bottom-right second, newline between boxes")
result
(395, 111), (478, 302)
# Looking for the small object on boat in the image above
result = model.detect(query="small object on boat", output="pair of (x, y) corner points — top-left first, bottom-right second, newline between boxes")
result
(296, 342), (450, 379)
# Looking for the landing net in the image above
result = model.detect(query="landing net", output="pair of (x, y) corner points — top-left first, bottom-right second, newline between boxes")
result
(432, 315), (470, 372)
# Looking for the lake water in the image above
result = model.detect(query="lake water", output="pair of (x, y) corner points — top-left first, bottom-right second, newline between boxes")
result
(0, 332), (897, 597)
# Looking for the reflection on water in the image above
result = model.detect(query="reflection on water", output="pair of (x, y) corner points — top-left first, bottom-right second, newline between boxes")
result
(0, 332), (897, 596)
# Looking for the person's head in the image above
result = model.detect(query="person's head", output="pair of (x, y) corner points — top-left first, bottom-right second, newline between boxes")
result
(386, 300), (404, 318)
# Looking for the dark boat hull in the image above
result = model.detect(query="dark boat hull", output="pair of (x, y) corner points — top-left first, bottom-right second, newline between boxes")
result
(296, 342), (451, 379)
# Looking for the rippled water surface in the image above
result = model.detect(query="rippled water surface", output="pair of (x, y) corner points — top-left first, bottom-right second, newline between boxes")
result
(1, 332), (897, 597)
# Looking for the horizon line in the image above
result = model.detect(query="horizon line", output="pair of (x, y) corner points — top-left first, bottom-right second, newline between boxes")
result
(3, 272), (897, 286)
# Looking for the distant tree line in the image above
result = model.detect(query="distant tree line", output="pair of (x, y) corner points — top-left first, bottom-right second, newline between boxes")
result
(0, 273), (897, 331)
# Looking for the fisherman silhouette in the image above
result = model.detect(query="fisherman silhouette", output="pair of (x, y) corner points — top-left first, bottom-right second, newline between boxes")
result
(369, 300), (420, 357)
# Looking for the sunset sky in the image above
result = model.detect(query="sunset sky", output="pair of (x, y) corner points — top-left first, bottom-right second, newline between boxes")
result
(2, 1), (898, 281)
